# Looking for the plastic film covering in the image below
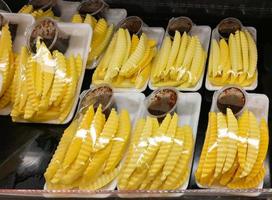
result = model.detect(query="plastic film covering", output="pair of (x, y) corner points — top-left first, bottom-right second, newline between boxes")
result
(18, 0), (60, 19)
(44, 103), (132, 190)
(208, 19), (257, 87)
(70, 0), (116, 69)
(92, 17), (157, 90)
(0, 22), (15, 110)
(150, 17), (207, 89)
(195, 108), (269, 189)
(118, 113), (194, 190)
(9, 37), (83, 123)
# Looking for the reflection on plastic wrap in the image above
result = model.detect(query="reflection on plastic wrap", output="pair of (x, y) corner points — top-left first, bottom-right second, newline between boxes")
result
(44, 104), (132, 190)
(0, 129), (61, 189)
(10, 38), (83, 123)
(195, 108), (269, 189)
(0, 23), (15, 110)
(118, 113), (194, 190)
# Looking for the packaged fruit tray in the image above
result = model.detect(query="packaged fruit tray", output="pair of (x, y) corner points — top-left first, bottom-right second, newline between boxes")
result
(43, 91), (145, 198)
(58, 0), (127, 25)
(2, 20), (92, 124)
(205, 18), (258, 91)
(148, 17), (211, 91)
(117, 90), (202, 197)
(0, 13), (35, 115)
(195, 87), (269, 196)
(91, 24), (165, 93)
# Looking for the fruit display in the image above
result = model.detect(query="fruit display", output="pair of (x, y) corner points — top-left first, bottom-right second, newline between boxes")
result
(151, 31), (207, 88)
(208, 30), (257, 87)
(0, 24), (15, 110)
(18, 5), (55, 19)
(195, 108), (268, 189)
(118, 113), (194, 190)
(10, 39), (83, 123)
(92, 28), (157, 89)
(71, 14), (114, 66)
(44, 105), (131, 190)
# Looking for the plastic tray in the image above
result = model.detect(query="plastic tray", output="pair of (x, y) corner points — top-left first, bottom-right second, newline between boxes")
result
(58, 0), (127, 25)
(196, 92), (269, 196)
(0, 13), (35, 115)
(13, 22), (92, 124)
(148, 25), (211, 91)
(90, 26), (165, 93)
(44, 92), (145, 198)
(118, 92), (202, 197)
(205, 27), (258, 91)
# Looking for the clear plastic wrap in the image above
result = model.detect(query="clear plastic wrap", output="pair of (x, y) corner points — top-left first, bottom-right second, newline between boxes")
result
(44, 86), (141, 191)
(92, 16), (160, 91)
(18, 0), (61, 19)
(150, 17), (209, 91)
(118, 113), (194, 191)
(69, 0), (127, 69)
(207, 18), (258, 89)
(8, 18), (87, 124)
(0, 17), (17, 111)
(195, 86), (269, 190)
(117, 88), (201, 195)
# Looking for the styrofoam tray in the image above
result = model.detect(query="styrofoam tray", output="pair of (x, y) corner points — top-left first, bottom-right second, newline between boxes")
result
(118, 92), (202, 198)
(14, 22), (92, 124)
(90, 26), (165, 93)
(0, 13), (35, 116)
(58, 0), (127, 25)
(44, 92), (145, 198)
(148, 25), (211, 91)
(196, 92), (269, 196)
(205, 27), (258, 91)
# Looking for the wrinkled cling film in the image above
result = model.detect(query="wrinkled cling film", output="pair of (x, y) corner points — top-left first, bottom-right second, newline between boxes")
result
(118, 113), (194, 190)
(10, 37), (83, 123)
(92, 23), (157, 89)
(150, 19), (207, 89)
(44, 103), (132, 190)
(208, 28), (257, 87)
(195, 108), (268, 189)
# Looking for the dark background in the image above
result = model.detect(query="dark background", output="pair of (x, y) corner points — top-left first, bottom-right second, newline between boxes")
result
(0, 0), (272, 199)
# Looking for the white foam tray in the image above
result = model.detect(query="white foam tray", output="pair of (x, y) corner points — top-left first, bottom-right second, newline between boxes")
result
(0, 13), (35, 115)
(13, 22), (92, 124)
(205, 27), (258, 91)
(44, 92), (145, 198)
(118, 92), (202, 198)
(196, 92), (269, 196)
(148, 25), (211, 91)
(58, 0), (127, 25)
(90, 26), (165, 93)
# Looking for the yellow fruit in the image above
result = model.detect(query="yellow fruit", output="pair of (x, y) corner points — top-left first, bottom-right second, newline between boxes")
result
(240, 111), (260, 178)
(202, 112), (217, 178)
(235, 31), (243, 71)
(104, 110), (131, 172)
(222, 108), (238, 173)
(240, 31), (249, 73)
(120, 33), (147, 77)
(229, 33), (238, 74)
(214, 112), (228, 178)
(163, 31), (181, 76)
(94, 108), (119, 150)
(148, 114), (178, 178)
(104, 28), (127, 82)
(18, 5), (33, 13)
(245, 30), (257, 78)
